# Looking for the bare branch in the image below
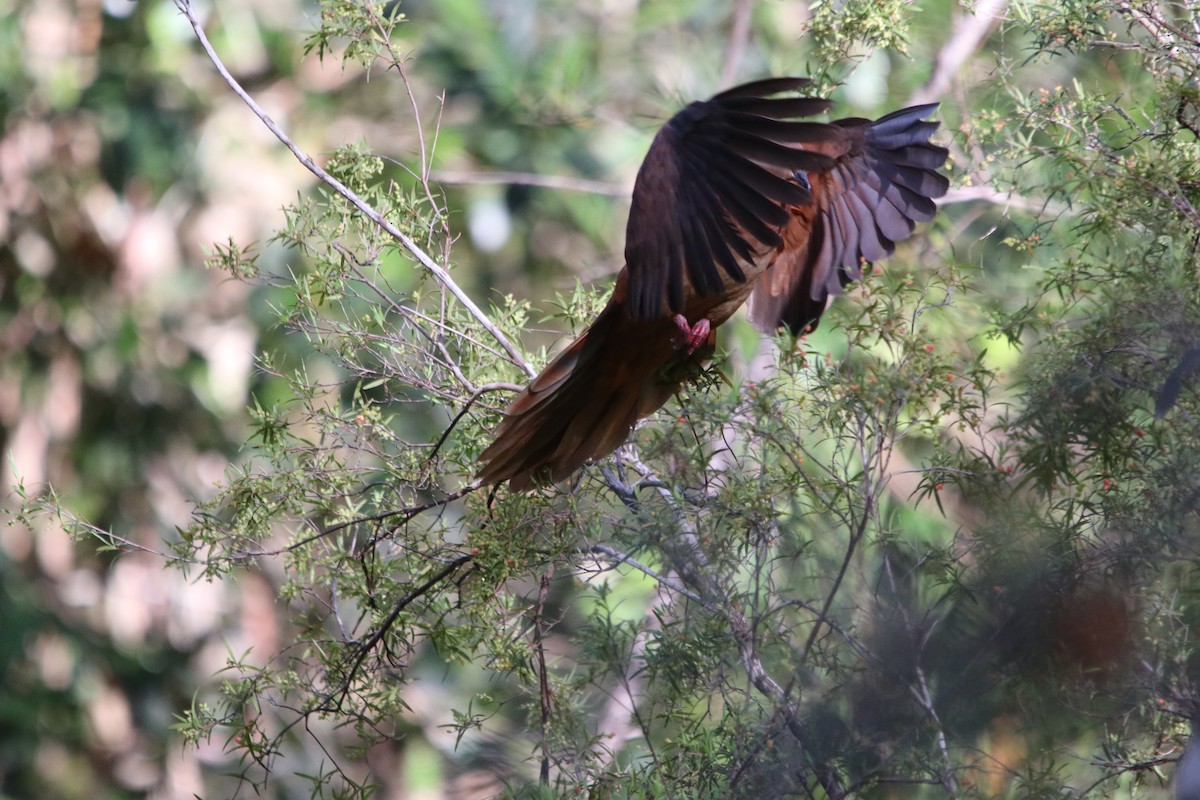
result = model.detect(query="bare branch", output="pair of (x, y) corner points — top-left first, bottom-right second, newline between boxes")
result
(430, 169), (628, 196)
(588, 593), (662, 774)
(533, 564), (555, 787)
(604, 454), (849, 800)
(173, 0), (535, 378)
(583, 543), (704, 603)
(334, 551), (475, 706)
(940, 184), (1073, 217)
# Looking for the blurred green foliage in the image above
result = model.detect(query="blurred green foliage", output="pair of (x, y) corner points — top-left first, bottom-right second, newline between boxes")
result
(4, 0), (1200, 798)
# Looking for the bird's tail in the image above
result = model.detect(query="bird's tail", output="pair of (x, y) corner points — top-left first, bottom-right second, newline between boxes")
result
(477, 301), (698, 490)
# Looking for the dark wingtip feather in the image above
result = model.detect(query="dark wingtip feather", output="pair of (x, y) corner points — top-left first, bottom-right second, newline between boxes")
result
(873, 103), (940, 126)
(722, 96), (835, 118)
(712, 76), (813, 99)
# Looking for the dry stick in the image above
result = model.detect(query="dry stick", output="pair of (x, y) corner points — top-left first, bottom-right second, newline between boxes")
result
(431, 175), (1065, 215)
(881, 553), (959, 794)
(586, 581), (665, 774)
(336, 552), (475, 707)
(941, 184), (1071, 217)
(429, 381), (525, 464)
(585, 543), (703, 603)
(605, 459), (849, 800)
(907, 0), (1009, 197)
(173, 0), (535, 380)
(533, 564), (555, 787)
(579, 542), (696, 778)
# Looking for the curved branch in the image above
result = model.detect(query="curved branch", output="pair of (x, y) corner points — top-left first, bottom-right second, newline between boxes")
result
(173, 0), (535, 379)
(430, 169), (628, 196)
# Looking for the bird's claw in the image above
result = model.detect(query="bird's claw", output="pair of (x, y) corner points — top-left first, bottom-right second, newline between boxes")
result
(673, 314), (711, 355)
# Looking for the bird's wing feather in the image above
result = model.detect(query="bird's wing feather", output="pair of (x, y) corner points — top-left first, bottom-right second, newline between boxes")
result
(747, 104), (950, 335)
(478, 83), (952, 490)
(624, 83), (849, 319)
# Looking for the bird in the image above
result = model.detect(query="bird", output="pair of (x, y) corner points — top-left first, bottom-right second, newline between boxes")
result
(477, 77), (950, 490)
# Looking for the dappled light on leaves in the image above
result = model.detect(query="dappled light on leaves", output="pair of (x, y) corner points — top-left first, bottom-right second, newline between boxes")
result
(5, 0), (1200, 798)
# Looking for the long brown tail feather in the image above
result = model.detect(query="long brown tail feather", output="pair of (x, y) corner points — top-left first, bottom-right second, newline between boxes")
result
(476, 302), (682, 490)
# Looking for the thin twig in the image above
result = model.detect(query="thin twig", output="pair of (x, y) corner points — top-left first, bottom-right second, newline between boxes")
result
(605, 455), (848, 800)
(583, 543), (704, 603)
(430, 169), (628, 196)
(336, 552), (475, 705)
(56, 509), (206, 564)
(799, 470), (871, 664)
(362, 3), (455, 259)
(173, 0), (535, 378)
(881, 553), (959, 793)
(216, 484), (483, 562)
(430, 382), (524, 465)
(533, 564), (555, 787)
(588, 592), (662, 774)
(940, 184), (1072, 217)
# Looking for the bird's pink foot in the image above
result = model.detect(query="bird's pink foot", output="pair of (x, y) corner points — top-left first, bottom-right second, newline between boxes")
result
(673, 314), (711, 355)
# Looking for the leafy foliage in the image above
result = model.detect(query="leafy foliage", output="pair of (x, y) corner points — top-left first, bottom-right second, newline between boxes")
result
(8, 0), (1200, 798)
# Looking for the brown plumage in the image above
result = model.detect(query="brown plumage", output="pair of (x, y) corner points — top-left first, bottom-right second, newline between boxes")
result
(478, 78), (950, 490)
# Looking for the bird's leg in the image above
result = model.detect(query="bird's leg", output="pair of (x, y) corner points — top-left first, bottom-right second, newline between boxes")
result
(673, 314), (711, 355)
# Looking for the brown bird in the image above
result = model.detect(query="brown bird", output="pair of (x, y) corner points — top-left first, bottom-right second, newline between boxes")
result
(478, 77), (949, 490)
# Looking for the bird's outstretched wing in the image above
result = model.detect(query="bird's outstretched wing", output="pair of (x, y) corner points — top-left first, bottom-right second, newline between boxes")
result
(748, 104), (950, 334)
(624, 77), (849, 319)
(478, 78), (950, 489)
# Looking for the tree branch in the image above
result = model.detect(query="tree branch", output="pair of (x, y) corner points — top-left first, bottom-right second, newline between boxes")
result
(533, 564), (555, 787)
(335, 551), (475, 706)
(583, 543), (704, 603)
(720, 0), (757, 89)
(430, 169), (628, 196)
(173, 0), (535, 379)
(605, 452), (849, 800)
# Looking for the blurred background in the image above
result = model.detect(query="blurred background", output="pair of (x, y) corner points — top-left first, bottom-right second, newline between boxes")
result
(2, 0), (1198, 797)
